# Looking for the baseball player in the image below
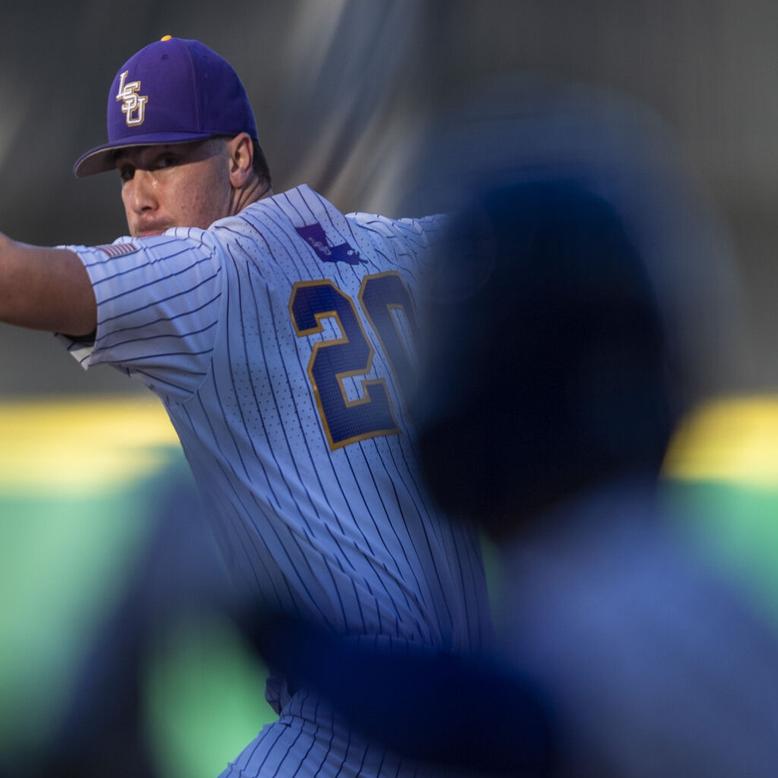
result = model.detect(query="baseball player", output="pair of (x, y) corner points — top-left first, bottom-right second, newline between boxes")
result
(0, 37), (491, 776)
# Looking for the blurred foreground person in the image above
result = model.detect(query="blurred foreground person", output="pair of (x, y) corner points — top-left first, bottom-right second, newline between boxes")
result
(260, 128), (778, 775)
(411, 172), (778, 776)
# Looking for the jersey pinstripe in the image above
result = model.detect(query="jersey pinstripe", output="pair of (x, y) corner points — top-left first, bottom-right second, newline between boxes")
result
(60, 185), (490, 776)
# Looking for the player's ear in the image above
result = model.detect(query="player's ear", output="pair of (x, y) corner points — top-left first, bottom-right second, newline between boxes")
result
(227, 132), (254, 188)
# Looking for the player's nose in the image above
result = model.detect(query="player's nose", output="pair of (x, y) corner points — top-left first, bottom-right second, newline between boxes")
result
(126, 169), (159, 213)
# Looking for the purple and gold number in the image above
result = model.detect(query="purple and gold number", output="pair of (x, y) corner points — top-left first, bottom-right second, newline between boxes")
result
(359, 272), (417, 383)
(290, 280), (399, 449)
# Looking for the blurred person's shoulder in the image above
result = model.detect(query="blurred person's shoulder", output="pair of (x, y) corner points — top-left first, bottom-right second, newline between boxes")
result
(498, 481), (778, 778)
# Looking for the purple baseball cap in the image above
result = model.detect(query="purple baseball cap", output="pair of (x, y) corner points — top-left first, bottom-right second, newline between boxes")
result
(73, 35), (258, 177)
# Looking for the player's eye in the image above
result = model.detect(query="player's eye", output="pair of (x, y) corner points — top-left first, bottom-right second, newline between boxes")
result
(118, 165), (135, 182)
(156, 153), (181, 169)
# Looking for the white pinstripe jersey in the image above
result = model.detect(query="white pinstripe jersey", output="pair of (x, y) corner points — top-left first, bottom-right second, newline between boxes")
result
(62, 185), (491, 695)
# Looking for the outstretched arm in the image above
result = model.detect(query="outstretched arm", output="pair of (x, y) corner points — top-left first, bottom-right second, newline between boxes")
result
(0, 234), (96, 336)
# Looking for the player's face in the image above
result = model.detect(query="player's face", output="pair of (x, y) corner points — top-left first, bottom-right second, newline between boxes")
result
(115, 140), (233, 237)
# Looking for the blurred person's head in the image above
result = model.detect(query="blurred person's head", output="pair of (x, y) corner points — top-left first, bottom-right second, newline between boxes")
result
(408, 82), (742, 541)
(413, 175), (677, 538)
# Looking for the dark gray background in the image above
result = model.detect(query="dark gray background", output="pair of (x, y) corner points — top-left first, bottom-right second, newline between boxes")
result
(1, 0), (775, 395)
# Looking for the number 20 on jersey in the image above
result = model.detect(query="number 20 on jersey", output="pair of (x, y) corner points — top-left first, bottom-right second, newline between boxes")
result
(290, 272), (417, 450)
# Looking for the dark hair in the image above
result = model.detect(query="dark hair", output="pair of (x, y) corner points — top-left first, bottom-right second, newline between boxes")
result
(252, 139), (272, 188)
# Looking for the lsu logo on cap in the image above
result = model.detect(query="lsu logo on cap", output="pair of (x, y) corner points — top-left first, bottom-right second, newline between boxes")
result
(115, 70), (148, 126)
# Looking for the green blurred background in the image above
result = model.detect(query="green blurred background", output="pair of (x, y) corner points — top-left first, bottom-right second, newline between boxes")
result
(0, 398), (275, 776)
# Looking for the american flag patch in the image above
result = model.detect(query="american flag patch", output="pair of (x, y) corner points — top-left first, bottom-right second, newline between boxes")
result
(96, 243), (138, 258)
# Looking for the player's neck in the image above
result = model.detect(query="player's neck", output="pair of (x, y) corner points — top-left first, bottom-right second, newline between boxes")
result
(232, 177), (273, 215)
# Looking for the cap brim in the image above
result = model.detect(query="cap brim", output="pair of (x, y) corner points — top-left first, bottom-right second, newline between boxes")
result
(73, 131), (219, 177)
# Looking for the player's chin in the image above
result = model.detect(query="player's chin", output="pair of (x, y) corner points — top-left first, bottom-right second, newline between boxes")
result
(134, 227), (168, 238)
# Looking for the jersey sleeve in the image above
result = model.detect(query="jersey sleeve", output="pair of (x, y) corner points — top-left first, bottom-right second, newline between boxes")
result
(346, 211), (448, 269)
(400, 214), (449, 243)
(56, 230), (224, 401)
